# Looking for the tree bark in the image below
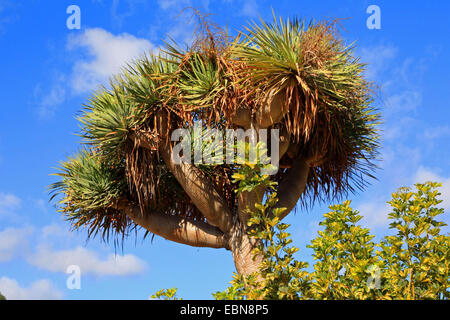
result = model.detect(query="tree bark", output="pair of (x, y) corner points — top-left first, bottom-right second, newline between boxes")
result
(117, 200), (228, 249)
(228, 186), (266, 277)
(228, 157), (310, 276)
(228, 223), (263, 277)
(274, 157), (310, 220)
(159, 144), (234, 233)
(231, 89), (288, 129)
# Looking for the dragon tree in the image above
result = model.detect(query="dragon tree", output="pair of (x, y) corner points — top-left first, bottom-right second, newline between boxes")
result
(50, 15), (380, 277)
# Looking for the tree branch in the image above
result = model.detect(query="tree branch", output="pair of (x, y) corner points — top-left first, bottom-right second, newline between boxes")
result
(117, 200), (228, 249)
(274, 157), (310, 220)
(158, 144), (234, 232)
(237, 186), (265, 225)
(255, 89), (287, 129)
(131, 112), (234, 233)
(231, 90), (288, 129)
(231, 108), (252, 129)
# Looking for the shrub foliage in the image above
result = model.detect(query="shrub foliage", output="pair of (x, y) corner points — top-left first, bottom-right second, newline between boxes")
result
(155, 161), (449, 300)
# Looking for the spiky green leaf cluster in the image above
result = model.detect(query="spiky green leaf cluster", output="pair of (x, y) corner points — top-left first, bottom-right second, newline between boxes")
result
(79, 55), (176, 158)
(177, 53), (226, 107)
(49, 149), (128, 239)
(50, 149), (126, 211)
(79, 85), (144, 157)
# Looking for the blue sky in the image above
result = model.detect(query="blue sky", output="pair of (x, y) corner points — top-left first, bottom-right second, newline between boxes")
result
(0, 0), (449, 299)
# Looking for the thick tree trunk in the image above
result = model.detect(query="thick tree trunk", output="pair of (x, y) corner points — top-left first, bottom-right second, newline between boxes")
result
(228, 223), (263, 277)
(227, 158), (310, 277)
(228, 187), (266, 277)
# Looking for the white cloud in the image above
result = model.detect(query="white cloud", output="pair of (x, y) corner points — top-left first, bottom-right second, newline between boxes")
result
(155, 1), (196, 46)
(41, 84), (66, 107)
(357, 200), (391, 229)
(386, 90), (422, 115)
(28, 246), (147, 276)
(220, 0), (258, 17)
(36, 75), (67, 118)
(0, 192), (21, 221)
(297, 219), (322, 241)
(0, 1), (13, 35)
(157, 0), (191, 10)
(414, 167), (450, 210)
(382, 116), (419, 141)
(67, 28), (154, 93)
(241, 0), (258, 17)
(0, 227), (32, 262)
(423, 125), (450, 140)
(360, 45), (397, 81)
(0, 277), (62, 300)
(110, 0), (146, 28)
(0, 192), (20, 213)
(34, 199), (48, 213)
(40, 224), (69, 240)
(339, 166), (449, 231)
(357, 167), (450, 230)
(36, 28), (155, 115)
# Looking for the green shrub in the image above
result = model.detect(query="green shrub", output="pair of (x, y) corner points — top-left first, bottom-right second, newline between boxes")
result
(153, 161), (449, 300)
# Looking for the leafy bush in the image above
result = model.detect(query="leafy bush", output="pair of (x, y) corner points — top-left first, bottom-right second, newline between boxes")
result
(151, 287), (181, 300)
(377, 183), (449, 299)
(306, 200), (380, 299)
(153, 162), (449, 300)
